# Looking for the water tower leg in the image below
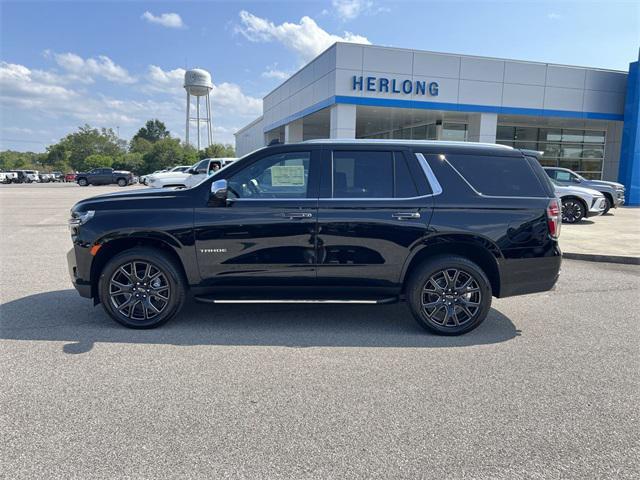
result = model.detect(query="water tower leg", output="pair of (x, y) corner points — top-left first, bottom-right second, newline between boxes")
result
(206, 94), (213, 147)
(196, 96), (201, 151)
(185, 92), (190, 146)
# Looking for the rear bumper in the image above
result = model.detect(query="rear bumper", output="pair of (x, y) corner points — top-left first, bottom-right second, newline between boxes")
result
(497, 246), (562, 298)
(67, 248), (92, 298)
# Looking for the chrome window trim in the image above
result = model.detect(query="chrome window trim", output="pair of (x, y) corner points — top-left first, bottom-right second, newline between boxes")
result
(415, 153), (443, 196)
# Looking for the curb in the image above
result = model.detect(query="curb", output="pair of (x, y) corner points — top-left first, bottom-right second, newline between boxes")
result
(563, 252), (640, 265)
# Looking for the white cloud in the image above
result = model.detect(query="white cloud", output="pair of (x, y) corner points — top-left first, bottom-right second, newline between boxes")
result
(547, 12), (562, 20)
(1, 59), (260, 149)
(51, 52), (136, 84)
(237, 10), (371, 62)
(261, 64), (291, 81)
(332, 0), (373, 20)
(141, 11), (184, 28)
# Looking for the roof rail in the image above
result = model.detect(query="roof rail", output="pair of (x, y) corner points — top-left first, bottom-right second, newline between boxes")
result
(301, 139), (513, 149)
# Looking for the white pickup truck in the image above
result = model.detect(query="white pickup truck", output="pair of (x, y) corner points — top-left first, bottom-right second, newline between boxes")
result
(147, 158), (237, 189)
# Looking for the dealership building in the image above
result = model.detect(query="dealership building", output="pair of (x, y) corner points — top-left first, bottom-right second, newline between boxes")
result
(235, 43), (639, 205)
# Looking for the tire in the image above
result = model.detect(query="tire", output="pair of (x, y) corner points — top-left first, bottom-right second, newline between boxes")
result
(98, 248), (186, 329)
(603, 196), (613, 215)
(78, 178), (88, 186)
(117, 178), (127, 187)
(561, 197), (586, 223)
(406, 256), (492, 336)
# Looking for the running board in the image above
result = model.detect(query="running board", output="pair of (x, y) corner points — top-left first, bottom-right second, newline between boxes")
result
(194, 297), (399, 305)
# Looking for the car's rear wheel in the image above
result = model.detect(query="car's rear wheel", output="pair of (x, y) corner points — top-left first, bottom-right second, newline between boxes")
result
(98, 248), (186, 328)
(561, 198), (586, 223)
(406, 256), (492, 335)
(78, 178), (88, 186)
(117, 178), (127, 187)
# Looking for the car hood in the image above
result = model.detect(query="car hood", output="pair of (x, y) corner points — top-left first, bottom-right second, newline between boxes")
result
(72, 187), (183, 213)
(554, 184), (603, 197)
(585, 179), (624, 189)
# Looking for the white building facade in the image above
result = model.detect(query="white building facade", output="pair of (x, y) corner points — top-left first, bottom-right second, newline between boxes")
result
(236, 43), (639, 204)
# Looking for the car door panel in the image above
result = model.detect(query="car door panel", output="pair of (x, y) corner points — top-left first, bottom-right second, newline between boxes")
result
(194, 148), (320, 287)
(316, 149), (433, 289)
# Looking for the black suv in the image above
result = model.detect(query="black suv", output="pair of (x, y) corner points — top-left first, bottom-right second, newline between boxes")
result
(67, 140), (562, 335)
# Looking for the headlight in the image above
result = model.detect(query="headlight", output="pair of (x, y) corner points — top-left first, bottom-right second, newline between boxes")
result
(69, 210), (95, 231)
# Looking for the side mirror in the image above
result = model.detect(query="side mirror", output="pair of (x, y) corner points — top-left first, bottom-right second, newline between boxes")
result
(209, 179), (228, 207)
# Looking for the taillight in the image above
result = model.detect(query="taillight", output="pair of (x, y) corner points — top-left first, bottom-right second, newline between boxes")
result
(547, 198), (561, 239)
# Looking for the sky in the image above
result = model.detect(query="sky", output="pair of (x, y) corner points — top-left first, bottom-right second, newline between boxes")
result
(1, 0), (638, 152)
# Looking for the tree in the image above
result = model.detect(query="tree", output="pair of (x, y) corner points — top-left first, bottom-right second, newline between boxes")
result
(84, 154), (113, 169)
(132, 119), (170, 144)
(142, 138), (185, 173)
(200, 143), (236, 159)
(129, 137), (153, 154)
(113, 152), (144, 173)
(57, 125), (125, 171)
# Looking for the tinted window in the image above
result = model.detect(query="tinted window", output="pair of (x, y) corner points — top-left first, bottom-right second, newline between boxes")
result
(447, 154), (545, 197)
(333, 151), (393, 198)
(555, 170), (577, 182)
(228, 152), (310, 199)
(395, 156), (419, 197)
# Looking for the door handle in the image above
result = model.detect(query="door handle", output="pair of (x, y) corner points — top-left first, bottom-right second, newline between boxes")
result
(282, 212), (313, 219)
(392, 212), (421, 220)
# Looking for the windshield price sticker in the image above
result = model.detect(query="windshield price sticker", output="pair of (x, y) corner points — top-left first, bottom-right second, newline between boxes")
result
(271, 166), (305, 186)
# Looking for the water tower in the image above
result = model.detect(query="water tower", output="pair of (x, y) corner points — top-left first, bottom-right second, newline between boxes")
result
(184, 68), (213, 150)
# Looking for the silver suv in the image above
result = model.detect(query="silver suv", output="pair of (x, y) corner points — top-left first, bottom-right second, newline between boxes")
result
(544, 167), (625, 214)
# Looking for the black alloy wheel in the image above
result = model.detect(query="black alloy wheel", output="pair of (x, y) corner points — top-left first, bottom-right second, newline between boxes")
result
(561, 198), (585, 223)
(99, 248), (186, 328)
(406, 256), (492, 335)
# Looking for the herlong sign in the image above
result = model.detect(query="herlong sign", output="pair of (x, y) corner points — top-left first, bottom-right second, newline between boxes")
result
(352, 75), (439, 96)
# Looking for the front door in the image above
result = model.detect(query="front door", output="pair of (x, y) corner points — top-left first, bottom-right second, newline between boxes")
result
(316, 148), (433, 290)
(194, 148), (320, 287)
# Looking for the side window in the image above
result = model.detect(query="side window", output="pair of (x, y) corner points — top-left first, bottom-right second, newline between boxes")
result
(556, 171), (572, 182)
(332, 151), (393, 198)
(194, 159), (208, 173)
(228, 152), (310, 199)
(395, 155), (419, 197)
(446, 154), (546, 197)
(545, 169), (556, 180)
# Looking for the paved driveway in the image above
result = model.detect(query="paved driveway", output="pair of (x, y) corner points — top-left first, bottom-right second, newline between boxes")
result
(1, 184), (639, 479)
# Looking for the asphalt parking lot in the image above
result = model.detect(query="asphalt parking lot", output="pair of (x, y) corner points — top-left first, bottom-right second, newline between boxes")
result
(1, 183), (639, 479)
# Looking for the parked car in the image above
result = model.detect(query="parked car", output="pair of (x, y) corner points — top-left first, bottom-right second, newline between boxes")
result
(140, 170), (167, 186)
(0, 171), (18, 184)
(67, 140), (561, 334)
(21, 170), (39, 183)
(550, 179), (606, 223)
(39, 173), (55, 183)
(65, 172), (77, 183)
(543, 167), (625, 214)
(147, 158), (237, 189)
(76, 168), (134, 187)
(52, 171), (64, 182)
(143, 166), (193, 187)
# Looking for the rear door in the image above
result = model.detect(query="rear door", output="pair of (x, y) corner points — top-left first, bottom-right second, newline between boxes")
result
(316, 147), (433, 289)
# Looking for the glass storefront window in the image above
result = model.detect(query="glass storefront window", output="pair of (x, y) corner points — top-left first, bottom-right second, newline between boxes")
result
(442, 123), (467, 141)
(561, 129), (584, 143)
(583, 131), (606, 143)
(581, 159), (603, 172)
(496, 126), (515, 140)
(540, 143), (562, 159)
(411, 125), (427, 140)
(559, 159), (580, 170)
(514, 127), (538, 143)
(561, 145), (583, 158)
(539, 128), (562, 142)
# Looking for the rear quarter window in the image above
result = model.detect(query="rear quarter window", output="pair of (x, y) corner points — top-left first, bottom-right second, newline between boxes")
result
(446, 154), (546, 197)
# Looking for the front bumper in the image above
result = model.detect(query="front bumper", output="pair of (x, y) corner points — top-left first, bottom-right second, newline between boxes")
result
(614, 191), (625, 207)
(586, 197), (607, 217)
(67, 247), (92, 298)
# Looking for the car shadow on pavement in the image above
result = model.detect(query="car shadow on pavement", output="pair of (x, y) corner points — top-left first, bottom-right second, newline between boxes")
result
(0, 290), (520, 354)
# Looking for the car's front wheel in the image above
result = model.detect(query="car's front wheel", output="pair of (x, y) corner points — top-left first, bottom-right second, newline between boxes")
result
(406, 256), (492, 335)
(78, 178), (88, 186)
(603, 196), (613, 215)
(98, 248), (186, 328)
(561, 198), (586, 223)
